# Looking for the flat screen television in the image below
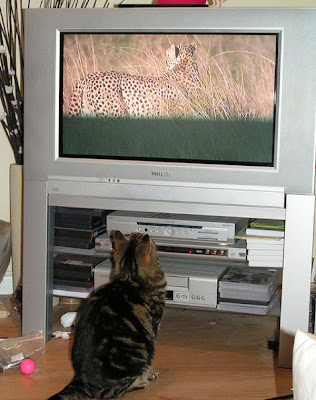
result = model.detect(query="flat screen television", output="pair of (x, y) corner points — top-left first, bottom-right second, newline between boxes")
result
(24, 7), (316, 196)
(61, 31), (277, 166)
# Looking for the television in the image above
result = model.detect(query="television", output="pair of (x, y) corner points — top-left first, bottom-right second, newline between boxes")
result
(24, 7), (316, 201)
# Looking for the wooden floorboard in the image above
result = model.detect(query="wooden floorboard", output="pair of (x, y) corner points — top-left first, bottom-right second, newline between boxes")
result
(0, 300), (292, 400)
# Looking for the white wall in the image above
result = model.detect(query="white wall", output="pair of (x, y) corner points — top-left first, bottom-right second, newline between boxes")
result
(0, 124), (14, 279)
(0, 128), (14, 222)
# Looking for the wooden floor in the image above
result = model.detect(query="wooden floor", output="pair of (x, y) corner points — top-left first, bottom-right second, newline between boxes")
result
(0, 298), (292, 400)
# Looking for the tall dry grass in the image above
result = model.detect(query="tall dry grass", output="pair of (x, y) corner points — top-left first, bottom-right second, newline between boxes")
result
(62, 33), (277, 120)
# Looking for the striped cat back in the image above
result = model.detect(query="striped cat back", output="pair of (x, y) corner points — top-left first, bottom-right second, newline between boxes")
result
(48, 231), (166, 400)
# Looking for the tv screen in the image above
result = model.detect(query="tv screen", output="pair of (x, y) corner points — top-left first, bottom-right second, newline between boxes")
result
(60, 32), (278, 166)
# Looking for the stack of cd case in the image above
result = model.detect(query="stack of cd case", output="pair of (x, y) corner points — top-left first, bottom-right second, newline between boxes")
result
(217, 267), (279, 315)
(53, 253), (108, 295)
(54, 207), (110, 249)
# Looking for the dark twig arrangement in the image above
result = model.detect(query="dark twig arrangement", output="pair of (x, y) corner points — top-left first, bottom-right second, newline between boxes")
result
(0, 0), (109, 165)
(0, 0), (24, 165)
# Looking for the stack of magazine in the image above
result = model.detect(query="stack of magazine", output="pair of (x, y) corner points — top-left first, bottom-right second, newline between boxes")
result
(217, 266), (279, 315)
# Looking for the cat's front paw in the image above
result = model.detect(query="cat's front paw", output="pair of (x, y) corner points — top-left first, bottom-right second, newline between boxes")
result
(131, 377), (150, 390)
(148, 368), (159, 381)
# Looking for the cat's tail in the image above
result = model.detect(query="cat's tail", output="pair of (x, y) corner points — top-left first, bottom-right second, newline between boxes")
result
(47, 379), (95, 400)
(47, 376), (136, 400)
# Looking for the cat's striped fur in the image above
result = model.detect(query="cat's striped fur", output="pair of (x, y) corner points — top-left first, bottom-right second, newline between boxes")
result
(48, 231), (166, 400)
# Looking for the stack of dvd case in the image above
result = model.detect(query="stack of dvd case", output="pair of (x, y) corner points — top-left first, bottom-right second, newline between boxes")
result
(54, 207), (109, 249)
(53, 253), (107, 294)
(217, 267), (279, 315)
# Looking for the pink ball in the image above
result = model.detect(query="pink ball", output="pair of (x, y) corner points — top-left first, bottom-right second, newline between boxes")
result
(20, 358), (35, 375)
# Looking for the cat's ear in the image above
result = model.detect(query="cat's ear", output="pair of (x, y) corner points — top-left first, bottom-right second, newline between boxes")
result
(139, 234), (151, 253)
(112, 230), (128, 249)
(166, 43), (176, 57)
(137, 234), (152, 266)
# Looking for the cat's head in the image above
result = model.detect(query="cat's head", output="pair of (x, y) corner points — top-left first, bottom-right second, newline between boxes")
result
(111, 230), (165, 286)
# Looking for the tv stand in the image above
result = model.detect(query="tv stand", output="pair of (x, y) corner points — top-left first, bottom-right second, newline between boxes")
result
(22, 179), (315, 368)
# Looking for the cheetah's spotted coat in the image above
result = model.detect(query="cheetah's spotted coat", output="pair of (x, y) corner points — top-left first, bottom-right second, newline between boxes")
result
(68, 43), (200, 117)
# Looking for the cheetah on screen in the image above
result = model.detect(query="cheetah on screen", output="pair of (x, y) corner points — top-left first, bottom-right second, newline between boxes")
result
(68, 43), (201, 117)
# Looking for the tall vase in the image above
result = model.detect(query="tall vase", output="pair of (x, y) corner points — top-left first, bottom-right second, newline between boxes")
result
(10, 163), (23, 291)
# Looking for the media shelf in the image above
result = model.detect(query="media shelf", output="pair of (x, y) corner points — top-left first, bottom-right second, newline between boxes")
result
(22, 181), (315, 368)
(52, 207), (280, 311)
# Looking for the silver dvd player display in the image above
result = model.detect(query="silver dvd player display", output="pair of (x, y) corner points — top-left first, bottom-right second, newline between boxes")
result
(94, 258), (228, 309)
(106, 211), (247, 244)
(95, 233), (246, 262)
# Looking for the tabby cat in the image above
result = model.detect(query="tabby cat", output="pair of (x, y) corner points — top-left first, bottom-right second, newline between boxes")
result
(48, 230), (166, 400)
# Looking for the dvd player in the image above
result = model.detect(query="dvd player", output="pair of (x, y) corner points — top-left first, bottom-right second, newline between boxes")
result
(94, 258), (229, 309)
(106, 211), (247, 244)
